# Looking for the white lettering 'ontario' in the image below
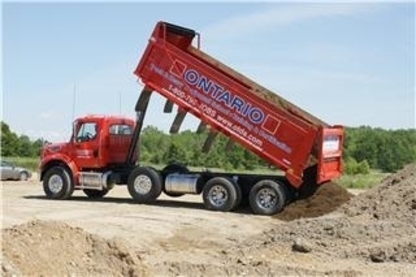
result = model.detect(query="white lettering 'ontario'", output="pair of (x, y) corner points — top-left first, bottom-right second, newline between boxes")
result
(184, 68), (265, 125)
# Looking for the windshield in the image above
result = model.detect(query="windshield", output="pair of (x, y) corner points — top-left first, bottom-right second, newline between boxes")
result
(75, 122), (98, 142)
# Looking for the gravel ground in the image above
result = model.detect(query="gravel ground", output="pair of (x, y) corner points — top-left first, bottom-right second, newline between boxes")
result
(2, 165), (415, 276)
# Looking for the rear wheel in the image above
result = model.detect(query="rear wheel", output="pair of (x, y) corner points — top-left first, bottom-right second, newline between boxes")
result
(249, 180), (287, 215)
(83, 189), (109, 198)
(43, 166), (74, 200)
(127, 167), (162, 203)
(202, 177), (238, 212)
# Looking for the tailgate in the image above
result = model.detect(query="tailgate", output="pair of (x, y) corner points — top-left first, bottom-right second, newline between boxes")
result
(316, 126), (344, 183)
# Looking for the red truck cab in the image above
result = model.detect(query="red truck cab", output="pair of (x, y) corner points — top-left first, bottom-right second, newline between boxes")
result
(40, 115), (135, 199)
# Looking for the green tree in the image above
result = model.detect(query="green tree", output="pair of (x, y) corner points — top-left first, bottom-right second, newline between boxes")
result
(163, 142), (187, 164)
(1, 121), (19, 156)
(17, 135), (33, 157)
(343, 126), (416, 173)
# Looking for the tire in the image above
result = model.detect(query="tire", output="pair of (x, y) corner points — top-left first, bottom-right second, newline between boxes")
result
(231, 178), (242, 210)
(161, 163), (189, 197)
(43, 166), (74, 200)
(202, 177), (238, 212)
(237, 176), (256, 208)
(83, 189), (109, 198)
(127, 167), (162, 203)
(249, 180), (287, 215)
(19, 171), (29, 181)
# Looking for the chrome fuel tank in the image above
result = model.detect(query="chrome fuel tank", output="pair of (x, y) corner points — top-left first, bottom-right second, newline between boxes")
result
(164, 173), (202, 194)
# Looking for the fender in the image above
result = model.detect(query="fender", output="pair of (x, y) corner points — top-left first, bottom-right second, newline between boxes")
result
(40, 153), (80, 186)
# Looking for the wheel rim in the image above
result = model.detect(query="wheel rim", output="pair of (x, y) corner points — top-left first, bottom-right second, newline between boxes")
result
(48, 174), (63, 194)
(208, 185), (228, 208)
(20, 172), (28, 181)
(134, 175), (152, 195)
(256, 188), (278, 211)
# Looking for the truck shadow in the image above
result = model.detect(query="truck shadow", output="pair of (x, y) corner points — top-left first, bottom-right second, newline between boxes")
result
(24, 195), (253, 215)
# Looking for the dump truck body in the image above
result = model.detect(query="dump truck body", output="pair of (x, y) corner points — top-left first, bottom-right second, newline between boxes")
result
(39, 21), (344, 215)
(134, 22), (343, 187)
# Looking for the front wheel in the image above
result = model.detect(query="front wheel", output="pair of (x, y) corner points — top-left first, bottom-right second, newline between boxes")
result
(127, 167), (162, 203)
(19, 171), (29, 181)
(249, 180), (287, 215)
(43, 166), (74, 200)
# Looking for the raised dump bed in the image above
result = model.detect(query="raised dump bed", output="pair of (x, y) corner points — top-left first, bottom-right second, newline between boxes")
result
(134, 22), (343, 187)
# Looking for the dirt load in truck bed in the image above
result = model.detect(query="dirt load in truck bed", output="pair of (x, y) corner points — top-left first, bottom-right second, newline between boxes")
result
(2, 164), (415, 276)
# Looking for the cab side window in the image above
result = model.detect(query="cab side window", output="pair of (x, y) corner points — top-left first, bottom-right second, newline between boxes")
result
(109, 124), (133, 135)
(76, 122), (97, 142)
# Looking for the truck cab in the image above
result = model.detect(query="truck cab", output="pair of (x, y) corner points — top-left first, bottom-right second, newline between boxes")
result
(40, 115), (135, 199)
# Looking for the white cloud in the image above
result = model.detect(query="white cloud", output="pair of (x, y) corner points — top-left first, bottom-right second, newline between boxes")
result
(203, 3), (377, 42)
(40, 112), (53, 119)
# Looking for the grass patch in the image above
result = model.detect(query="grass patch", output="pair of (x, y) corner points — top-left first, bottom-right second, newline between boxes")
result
(336, 171), (389, 189)
(2, 157), (39, 172)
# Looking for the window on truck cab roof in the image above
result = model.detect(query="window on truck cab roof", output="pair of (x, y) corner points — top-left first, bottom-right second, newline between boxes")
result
(109, 124), (133, 135)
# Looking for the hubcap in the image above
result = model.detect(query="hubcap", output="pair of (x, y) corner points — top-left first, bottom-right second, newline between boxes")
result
(20, 172), (28, 181)
(48, 174), (64, 194)
(256, 188), (277, 210)
(134, 175), (152, 195)
(208, 185), (228, 208)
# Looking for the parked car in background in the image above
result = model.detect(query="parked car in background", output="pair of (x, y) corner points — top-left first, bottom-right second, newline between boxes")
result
(0, 161), (32, 181)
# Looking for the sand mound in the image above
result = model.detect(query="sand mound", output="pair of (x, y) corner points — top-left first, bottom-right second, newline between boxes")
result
(256, 164), (416, 263)
(340, 163), (416, 225)
(274, 181), (353, 221)
(2, 220), (149, 276)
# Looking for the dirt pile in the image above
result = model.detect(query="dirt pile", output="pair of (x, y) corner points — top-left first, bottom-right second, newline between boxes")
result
(340, 163), (416, 225)
(274, 181), (353, 221)
(255, 164), (416, 264)
(2, 220), (149, 276)
(259, 216), (416, 263)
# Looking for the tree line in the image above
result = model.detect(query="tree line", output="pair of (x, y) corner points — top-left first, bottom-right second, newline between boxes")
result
(1, 121), (415, 173)
(140, 126), (416, 173)
(342, 126), (416, 173)
(1, 122), (47, 157)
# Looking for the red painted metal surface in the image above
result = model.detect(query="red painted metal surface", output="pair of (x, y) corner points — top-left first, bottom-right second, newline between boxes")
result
(40, 115), (135, 186)
(134, 22), (344, 187)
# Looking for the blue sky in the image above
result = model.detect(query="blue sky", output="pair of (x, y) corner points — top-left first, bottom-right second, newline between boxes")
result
(2, 2), (415, 141)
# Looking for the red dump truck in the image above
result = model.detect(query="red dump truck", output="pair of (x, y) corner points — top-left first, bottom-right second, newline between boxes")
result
(40, 22), (344, 215)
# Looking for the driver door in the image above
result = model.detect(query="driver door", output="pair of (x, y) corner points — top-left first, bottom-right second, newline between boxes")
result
(73, 121), (101, 168)
(1, 161), (14, 180)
